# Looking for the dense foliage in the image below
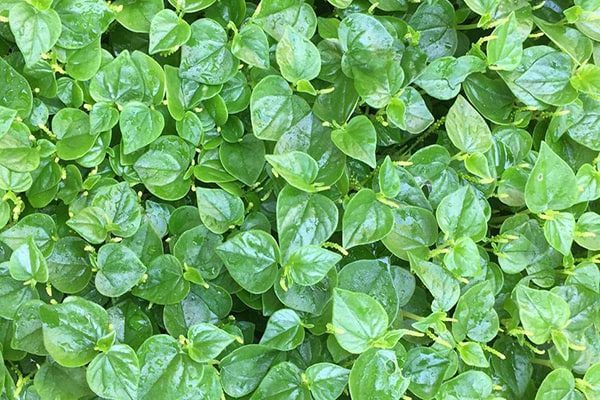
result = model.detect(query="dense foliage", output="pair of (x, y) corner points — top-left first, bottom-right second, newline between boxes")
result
(0, 0), (599, 398)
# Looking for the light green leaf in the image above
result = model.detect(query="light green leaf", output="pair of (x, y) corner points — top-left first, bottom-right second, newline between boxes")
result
(95, 243), (146, 297)
(276, 26), (321, 84)
(196, 187), (245, 234)
(342, 188), (394, 249)
(445, 95), (492, 154)
(119, 101), (165, 154)
(149, 9), (191, 55)
(216, 230), (279, 294)
(87, 344), (139, 400)
(332, 288), (388, 354)
(331, 116), (377, 168)
(525, 142), (577, 213)
(515, 285), (571, 345)
(9, 3), (61, 66)
(8, 237), (48, 283)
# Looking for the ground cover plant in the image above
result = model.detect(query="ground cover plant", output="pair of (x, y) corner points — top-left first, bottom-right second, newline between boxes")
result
(0, 0), (599, 398)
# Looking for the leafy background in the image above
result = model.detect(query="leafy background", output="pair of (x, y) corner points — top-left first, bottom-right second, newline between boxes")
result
(0, 0), (599, 399)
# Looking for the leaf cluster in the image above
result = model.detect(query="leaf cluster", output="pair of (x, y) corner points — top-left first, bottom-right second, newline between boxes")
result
(0, 0), (599, 399)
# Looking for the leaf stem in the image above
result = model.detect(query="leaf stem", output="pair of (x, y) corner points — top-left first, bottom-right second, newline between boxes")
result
(401, 310), (425, 321)
(531, 358), (553, 368)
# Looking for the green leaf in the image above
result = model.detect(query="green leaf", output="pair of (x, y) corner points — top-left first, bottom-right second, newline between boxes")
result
(266, 151), (320, 192)
(8, 237), (48, 283)
(137, 334), (223, 400)
(487, 12), (526, 71)
(132, 254), (189, 305)
(0, 106), (17, 140)
(250, 361), (310, 400)
(40, 296), (110, 367)
(535, 369), (582, 400)
(582, 363), (600, 400)
(119, 101), (165, 154)
(180, 19), (239, 85)
(149, 9), (191, 55)
(443, 236), (481, 278)
(220, 344), (279, 397)
(0, 262), (39, 320)
(332, 288), (388, 353)
(134, 136), (193, 201)
(570, 63), (600, 96)
(47, 236), (92, 294)
(331, 115), (377, 168)
(173, 224), (222, 279)
(503, 46), (577, 106)
(163, 284), (232, 337)
(452, 281), (499, 342)
(574, 212), (600, 250)
(232, 24), (270, 69)
(0, 122), (40, 172)
(515, 285), (571, 345)
(217, 230), (279, 293)
(90, 181), (142, 238)
(551, 329), (570, 361)
(277, 185), (338, 260)
(445, 95), (492, 153)
(438, 370), (494, 400)
(525, 142), (578, 213)
(534, 16), (592, 65)
(409, 255), (460, 312)
(284, 245), (341, 286)
(254, 0), (317, 41)
(167, 0), (216, 13)
(305, 363), (349, 400)
(196, 187), (245, 234)
(52, 108), (96, 160)
(95, 243), (147, 297)
(113, 0), (163, 33)
(417, 55), (487, 100)
(187, 323), (237, 363)
(0, 213), (56, 256)
(543, 212), (575, 255)
(121, 218), (164, 265)
(457, 342), (489, 368)
(0, 57), (32, 118)
(54, 0), (113, 49)
(378, 156), (402, 198)
(259, 309), (305, 351)
(276, 26), (321, 84)
(90, 102), (119, 135)
(404, 346), (451, 399)
(436, 186), (489, 241)
(34, 361), (94, 400)
(349, 349), (408, 399)
(66, 206), (110, 244)
(338, 259), (399, 321)
(90, 51), (145, 106)
(87, 344), (139, 400)
(9, 3), (61, 66)
(497, 216), (559, 275)
(387, 88), (434, 134)
(220, 134), (265, 185)
(342, 188), (394, 249)
(409, 0), (457, 60)
(382, 206), (438, 257)
(250, 75), (311, 141)
(11, 299), (47, 355)
(64, 37), (102, 81)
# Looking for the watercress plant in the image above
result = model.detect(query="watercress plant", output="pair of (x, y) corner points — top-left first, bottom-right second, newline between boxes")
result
(0, 0), (599, 399)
